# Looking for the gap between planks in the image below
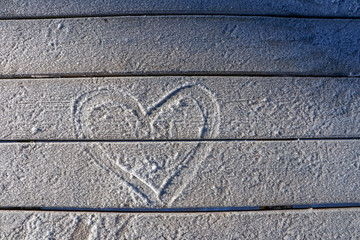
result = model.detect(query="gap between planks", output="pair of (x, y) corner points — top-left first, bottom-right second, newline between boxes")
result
(1, 72), (360, 80)
(1, 13), (360, 21)
(2, 137), (360, 143)
(1, 204), (360, 214)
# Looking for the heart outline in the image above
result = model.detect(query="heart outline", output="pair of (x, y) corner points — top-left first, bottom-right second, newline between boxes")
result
(73, 84), (220, 206)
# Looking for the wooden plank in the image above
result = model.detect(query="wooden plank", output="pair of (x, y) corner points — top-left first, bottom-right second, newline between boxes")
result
(1, 16), (360, 77)
(0, 77), (359, 140)
(0, 140), (358, 208)
(1, 0), (360, 18)
(1, 209), (359, 239)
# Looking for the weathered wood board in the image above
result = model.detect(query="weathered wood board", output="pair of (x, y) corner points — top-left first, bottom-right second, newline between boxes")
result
(0, 77), (359, 140)
(0, 209), (359, 239)
(1, 0), (360, 18)
(0, 140), (358, 208)
(1, 17), (360, 77)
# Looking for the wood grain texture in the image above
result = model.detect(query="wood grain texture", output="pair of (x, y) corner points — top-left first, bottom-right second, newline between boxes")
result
(1, 16), (360, 77)
(1, 0), (360, 18)
(0, 77), (359, 140)
(0, 140), (358, 208)
(1, 209), (359, 239)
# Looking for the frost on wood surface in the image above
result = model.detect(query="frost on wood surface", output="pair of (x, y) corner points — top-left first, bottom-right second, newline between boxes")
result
(1, 209), (359, 239)
(0, 77), (359, 140)
(0, 141), (359, 208)
(1, 17), (360, 76)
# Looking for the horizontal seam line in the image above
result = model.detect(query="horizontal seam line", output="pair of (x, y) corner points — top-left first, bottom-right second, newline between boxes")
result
(0, 73), (359, 80)
(1, 204), (360, 213)
(1, 13), (360, 21)
(2, 138), (360, 143)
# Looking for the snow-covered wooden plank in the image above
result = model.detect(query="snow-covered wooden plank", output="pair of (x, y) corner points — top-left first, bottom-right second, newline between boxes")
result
(1, 209), (359, 239)
(1, 16), (360, 77)
(0, 77), (359, 140)
(0, 140), (358, 208)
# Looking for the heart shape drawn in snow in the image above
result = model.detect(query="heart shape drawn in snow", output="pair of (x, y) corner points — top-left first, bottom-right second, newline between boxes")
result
(73, 84), (220, 206)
